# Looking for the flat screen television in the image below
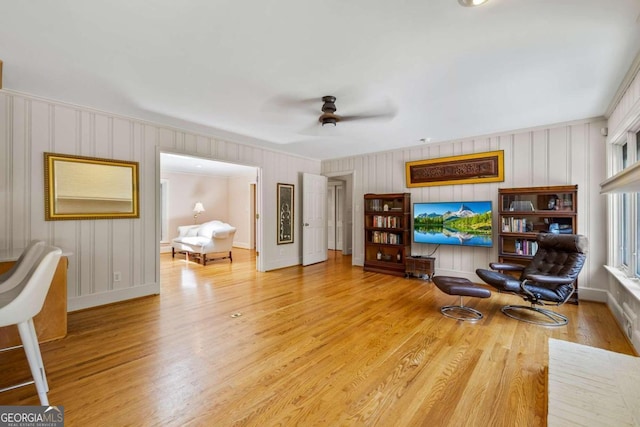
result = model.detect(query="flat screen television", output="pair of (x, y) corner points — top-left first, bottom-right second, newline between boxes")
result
(413, 201), (493, 247)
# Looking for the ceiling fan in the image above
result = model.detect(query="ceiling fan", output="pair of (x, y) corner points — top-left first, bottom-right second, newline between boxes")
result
(317, 95), (396, 127)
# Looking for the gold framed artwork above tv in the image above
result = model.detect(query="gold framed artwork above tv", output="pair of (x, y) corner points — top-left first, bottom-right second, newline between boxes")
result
(405, 150), (504, 188)
(44, 152), (140, 220)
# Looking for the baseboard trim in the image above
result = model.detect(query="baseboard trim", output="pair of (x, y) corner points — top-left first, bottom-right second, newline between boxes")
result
(68, 282), (160, 312)
(264, 257), (304, 271)
(577, 287), (608, 303)
(607, 292), (640, 354)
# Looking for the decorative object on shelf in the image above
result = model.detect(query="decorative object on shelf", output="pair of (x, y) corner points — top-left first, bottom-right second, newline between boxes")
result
(193, 202), (205, 224)
(44, 152), (139, 220)
(405, 150), (504, 188)
(547, 198), (556, 210)
(277, 183), (294, 244)
(509, 200), (534, 211)
(377, 248), (382, 260)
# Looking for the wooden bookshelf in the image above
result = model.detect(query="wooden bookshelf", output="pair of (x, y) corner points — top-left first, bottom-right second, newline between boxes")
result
(498, 185), (579, 302)
(363, 193), (411, 277)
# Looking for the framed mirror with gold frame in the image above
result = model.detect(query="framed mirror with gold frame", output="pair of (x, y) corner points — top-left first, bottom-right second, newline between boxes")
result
(44, 152), (139, 220)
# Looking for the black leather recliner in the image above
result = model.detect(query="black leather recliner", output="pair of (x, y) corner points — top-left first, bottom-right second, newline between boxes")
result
(476, 233), (588, 326)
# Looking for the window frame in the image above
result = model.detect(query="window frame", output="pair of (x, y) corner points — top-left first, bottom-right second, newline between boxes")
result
(608, 130), (639, 278)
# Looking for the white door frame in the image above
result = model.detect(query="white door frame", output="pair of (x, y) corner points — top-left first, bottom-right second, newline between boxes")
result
(323, 170), (356, 260)
(327, 181), (345, 251)
(157, 149), (264, 272)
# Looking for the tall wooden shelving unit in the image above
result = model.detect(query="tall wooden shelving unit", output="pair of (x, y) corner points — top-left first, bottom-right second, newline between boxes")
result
(497, 185), (579, 302)
(363, 193), (411, 277)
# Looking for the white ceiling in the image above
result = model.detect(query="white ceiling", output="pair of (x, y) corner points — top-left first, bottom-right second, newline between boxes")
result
(161, 153), (256, 177)
(2, 1), (640, 160)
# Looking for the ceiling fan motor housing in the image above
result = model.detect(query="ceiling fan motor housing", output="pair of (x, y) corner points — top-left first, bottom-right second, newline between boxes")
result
(319, 95), (339, 125)
(321, 96), (337, 113)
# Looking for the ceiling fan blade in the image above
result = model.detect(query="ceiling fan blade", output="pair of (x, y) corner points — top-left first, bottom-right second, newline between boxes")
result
(338, 97), (397, 123)
(265, 94), (325, 113)
(261, 95), (319, 118)
(269, 94), (319, 107)
(339, 109), (397, 123)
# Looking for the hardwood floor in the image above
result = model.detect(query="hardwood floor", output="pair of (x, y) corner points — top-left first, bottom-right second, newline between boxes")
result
(0, 249), (634, 426)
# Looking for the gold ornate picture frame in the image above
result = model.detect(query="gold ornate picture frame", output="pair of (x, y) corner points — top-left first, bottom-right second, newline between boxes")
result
(405, 150), (504, 187)
(44, 152), (139, 220)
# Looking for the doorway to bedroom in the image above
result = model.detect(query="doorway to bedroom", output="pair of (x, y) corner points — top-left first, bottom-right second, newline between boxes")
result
(159, 152), (260, 269)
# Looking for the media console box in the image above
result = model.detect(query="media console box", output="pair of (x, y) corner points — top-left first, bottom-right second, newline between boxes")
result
(405, 256), (435, 280)
(0, 249), (69, 349)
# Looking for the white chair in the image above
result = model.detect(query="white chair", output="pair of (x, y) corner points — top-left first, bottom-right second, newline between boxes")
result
(0, 240), (45, 292)
(0, 244), (62, 405)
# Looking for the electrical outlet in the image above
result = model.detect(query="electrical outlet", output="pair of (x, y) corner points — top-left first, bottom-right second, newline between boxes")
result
(113, 272), (121, 282)
(622, 302), (636, 341)
(624, 315), (633, 340)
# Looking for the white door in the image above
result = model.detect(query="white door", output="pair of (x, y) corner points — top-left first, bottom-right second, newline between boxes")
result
(303, 173), (328, 266)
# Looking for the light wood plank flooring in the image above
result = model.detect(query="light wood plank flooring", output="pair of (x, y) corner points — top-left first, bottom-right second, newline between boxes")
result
(0, 249), (634, 426)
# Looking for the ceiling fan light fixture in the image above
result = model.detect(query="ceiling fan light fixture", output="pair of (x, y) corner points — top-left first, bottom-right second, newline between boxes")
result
(458, 0), (488, 6)
(322, 117), (337, 127)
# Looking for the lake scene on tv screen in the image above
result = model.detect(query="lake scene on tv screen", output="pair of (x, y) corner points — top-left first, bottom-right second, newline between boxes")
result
(413, 201), (493, 247)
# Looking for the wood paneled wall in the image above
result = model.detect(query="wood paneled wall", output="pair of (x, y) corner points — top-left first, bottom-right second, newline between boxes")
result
(0, 91), (320, 311)
(322, 119), (608, 297)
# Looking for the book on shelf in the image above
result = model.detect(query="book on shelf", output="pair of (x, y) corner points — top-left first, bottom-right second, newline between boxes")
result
(372, 215), (401, 229)
(514, 239), (538, 256)
(502, 217), (529, 233)
(371, 231), (402, 245)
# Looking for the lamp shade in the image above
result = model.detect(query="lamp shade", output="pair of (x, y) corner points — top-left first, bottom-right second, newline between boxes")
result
(193, 202), (205, 213)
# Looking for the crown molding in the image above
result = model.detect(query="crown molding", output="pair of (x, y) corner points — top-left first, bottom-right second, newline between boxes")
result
(605, 49), (640, 118)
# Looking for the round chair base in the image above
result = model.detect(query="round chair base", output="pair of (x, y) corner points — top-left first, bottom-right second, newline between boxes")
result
(501, 305), (568, 327)
(440, 305), (484, 322)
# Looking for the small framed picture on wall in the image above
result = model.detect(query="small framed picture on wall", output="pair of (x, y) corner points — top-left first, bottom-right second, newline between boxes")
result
(277, 183), (294, 244)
